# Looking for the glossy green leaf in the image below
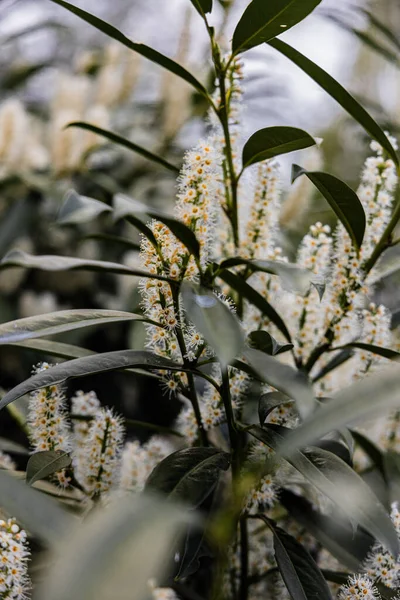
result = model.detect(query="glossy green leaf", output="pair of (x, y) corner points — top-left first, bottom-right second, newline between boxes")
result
(268, 38), (399, 166)
(249, 330), (293, 356)
(26, 451), (72, 485)
(146, 447), (230, 507)
(258, 391), (292, 425)
(244, 349), (314, 419)
(292, 165), (366, 252)
(0, 350), (185, 410)
(0, 249), (171, 282)
(280, 489), (370, 570)
(242, 126), (316, 169)
(0, 309), (153, 344)
(248, 425), (399, 556)
(0, 470), (74, 545)
(280, 365), (400, 456)
(190, 0), (212, 16)
(261, 517), (332, 600)
(38, 493), (195, 600)
(181, 283), (245, 366)
(48, 0), (208, 97)
(218, 269), (292, 342)
(57, 189), (111, 225)
(66, 122), (180, 173)
(232, 0), (322, 54)
(219, 257), (315, 296)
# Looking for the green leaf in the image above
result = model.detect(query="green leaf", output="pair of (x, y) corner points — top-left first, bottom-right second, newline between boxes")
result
(181, 283), (245, 366)
(218, 269), (292, 342)
(242, 126), (316, 169)
(338, 342), (400, 361)
(261, 516), (332, 600)
(0, 309), (153, 344)
(258, 391), (292, 425)
(248, 424), (399, 556)
(112, 195), (160, 251)
(360, 9), (400, 52)
(280, 365), (400, 457)
(0, 350), (185, 410)
(0, 249), (171, 283)
(384, 452), (400, 504)
(66, 123), (180, 173)
(0, 438), (28, 454)
(57, 189), (111, 225)
(311, 348), (354, 383)
(219, 257), (315, 296)
(0, 470), (74, 545)
(190, 0), (212, 16)
(350, 430), (386, 479)
(38, 493), (195, 600)
(81, 233), (140, 252)
(249, 330), (293, 356)
(146, 447), (230, 507)
(232, 0), (322, 54)
(292, 165), (366, 252)
(48, 0), (208, 97)
(280, 489), (370, 570)
(244, 348), (314, 419)
(268, 39), (399, 167)
(26, 451), (72, 485)
(7, 339), (95, 360)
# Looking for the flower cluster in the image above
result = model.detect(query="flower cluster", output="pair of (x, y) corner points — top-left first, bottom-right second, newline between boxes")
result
(0, 519), (30, 600)
(362, 504), (400, 588)
(119, 436), (173, 493)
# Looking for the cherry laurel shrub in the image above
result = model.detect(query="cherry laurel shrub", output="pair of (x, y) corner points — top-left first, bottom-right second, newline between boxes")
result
(1, 1), (400, 600)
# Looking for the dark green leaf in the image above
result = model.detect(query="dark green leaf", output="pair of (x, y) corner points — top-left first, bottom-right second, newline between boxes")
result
(175, 529), (210, 579)
(190, 0), (212, 16)
(181, 283), (245, 366)
(242, 126), (316, 169)
(280, 489), (370, 570)
(146, 447), (230, 507)
(147, 213), (200, 261)
(26, 451), (72, 485)
(268, 39), (399, 166)
(66, 122), (180, 173)
(249, 331), (293, 356)
(360, 9), (400, 52)
(0, 470), (74, 545)
(314, 439), (352, 466)
(339, 342), (400, 360)
(0, 350), (185, 410)
(219, 257), (315, 296)
(7, 339), (95, 360)
(311, 279), (325, 301)
(258, 391), (292, 425)
(261, 517), (332, 600)
(248, 424), (399, 556)
(311, 348), (354, 383)
(0, 309), (152, 344)
(48, 0), (208, 97)
(81, 233), (140, 251)
(292, 165), (366, 252)
(244, 349), (314, 419)
(350, 430), (386, 479)
(112, 195), (160, 251)
(0, 249), (171, 283)
(232, 0), (322, 54)
(384, 452), (400, 504)
(218, 269), (292, 342)
(57, 189), (111, 225)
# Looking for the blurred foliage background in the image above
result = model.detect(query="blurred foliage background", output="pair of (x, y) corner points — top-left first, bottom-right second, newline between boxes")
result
(0, 0), (400, 442)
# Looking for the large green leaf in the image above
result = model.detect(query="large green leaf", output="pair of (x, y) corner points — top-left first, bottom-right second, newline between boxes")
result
(190, 0), (212, 16)
(244, 348), (314, 419)
(38, 493), (195, 600)
(258, 390), (292, 425)
(242, 126), (316, 169)
(248, 425), (399, 556)
(0, 470), (74, 545)
(248, 331), (293, 356)
(146, 447), (230, 507)
(48, 0), (208, 97)
(26, 451), (72, 486)
(268, 39), (399, 167)
(219, 257), (315, 296)
(280, 365), (400, 456)
(0, 249), (171, 282)
(7, 339), (95, 360)
(218, 269), (292, 342)
(280, 489), (371, 570)
(181, 283), (245, 366)
(232, 0), (322, 54)
(66, 123), (180, 173)
(261, 516), (332, 600)
(0, 309), (153, 344)
(0, 350), (185, 410)
(292, 165), (366, 252)
(57, 189), (111, 225)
